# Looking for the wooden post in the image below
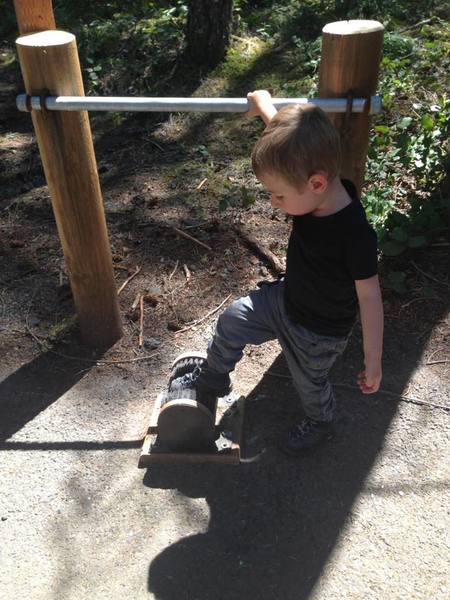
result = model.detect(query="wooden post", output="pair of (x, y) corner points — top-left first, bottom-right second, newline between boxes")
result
(13, 0), (56, 34)
(16, 31), (123, 348)
(318, 20), (384, 194)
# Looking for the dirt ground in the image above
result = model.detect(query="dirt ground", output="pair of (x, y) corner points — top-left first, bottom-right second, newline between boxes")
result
(1, 51), (449, 600)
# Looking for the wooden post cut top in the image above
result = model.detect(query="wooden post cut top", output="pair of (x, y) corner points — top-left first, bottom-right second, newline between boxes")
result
(16, 31), (85, 97)
(323, 20), (384, 35)
(16, 30), (74, 46)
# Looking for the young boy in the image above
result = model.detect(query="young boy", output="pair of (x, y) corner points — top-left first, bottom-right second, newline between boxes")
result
(172, 90), (384, 455)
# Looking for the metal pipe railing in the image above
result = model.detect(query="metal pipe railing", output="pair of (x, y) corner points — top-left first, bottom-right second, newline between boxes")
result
(16, 94), (382, 114)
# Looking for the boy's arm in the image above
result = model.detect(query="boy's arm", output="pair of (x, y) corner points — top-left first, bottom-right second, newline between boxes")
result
(246, 90), (277, 124)
(355, 274), (384, 394)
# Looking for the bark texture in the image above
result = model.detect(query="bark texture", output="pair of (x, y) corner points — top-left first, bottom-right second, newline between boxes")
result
(185, 0), (233, 67)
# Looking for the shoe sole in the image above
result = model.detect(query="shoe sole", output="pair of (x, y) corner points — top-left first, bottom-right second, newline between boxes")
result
(168, 353), (208, 392)
(171, 351), (207, 370)
(277, 431), (334, 457)
(169, 351), (233, 396)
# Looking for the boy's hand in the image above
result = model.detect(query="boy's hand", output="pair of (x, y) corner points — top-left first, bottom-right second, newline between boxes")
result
(355, 276), (383, 396)
(357, 363), (382, 394)
(246, 90), (277, 124)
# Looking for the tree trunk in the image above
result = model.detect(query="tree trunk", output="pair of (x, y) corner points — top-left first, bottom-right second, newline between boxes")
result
(185, 0), (233, 68)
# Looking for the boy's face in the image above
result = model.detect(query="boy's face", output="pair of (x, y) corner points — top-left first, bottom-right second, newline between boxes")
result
(258, 171), (326, 216)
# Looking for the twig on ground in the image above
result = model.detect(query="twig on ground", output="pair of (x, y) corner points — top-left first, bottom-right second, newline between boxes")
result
(331, 381), (450, 411)
(147, 139), (164, 152)
(24, 325), (160, 364)
(233, 225), (285, 275)
(113, 264), (129, 271)
(400, 297), (429, 310)
(411, 260), (450, 288)
(138, 294), (144, 348)
(175, 294), (232, 335)
(24, 285), (159, 365)
(90, 353), (160, 365)
(426, 359), (450, 365)
(25, 285), (43, 341)
(397, 17), (435, 34)
(332, 382), (450, 411)
(169, 280), (189, 296)
(25, 319), (49, 351)
(240, 449), (266, 463)
(183, 264), (191, 282)
(168, 260), (179, 281)
(172, 226), (212, 251)
(183, 221), (211, 230)
(196, 178), (208, 190)
(426, 347), (446, 363)
(267, 371), (450, 412)
(131, 292), (141, 311)
(117, 266), (141, 295)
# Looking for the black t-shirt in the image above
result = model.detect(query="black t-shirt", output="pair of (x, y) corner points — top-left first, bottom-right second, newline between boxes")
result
(284, 179), (378, 337)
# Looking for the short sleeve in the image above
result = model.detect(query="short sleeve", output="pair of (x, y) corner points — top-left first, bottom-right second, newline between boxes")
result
(344, 225), (378, 280)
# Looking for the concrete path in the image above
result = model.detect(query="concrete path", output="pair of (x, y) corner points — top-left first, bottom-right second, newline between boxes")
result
(1, 330), (449, 600)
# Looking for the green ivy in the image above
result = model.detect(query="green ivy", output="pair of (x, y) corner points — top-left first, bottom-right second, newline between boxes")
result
(363, 23), (449, 261)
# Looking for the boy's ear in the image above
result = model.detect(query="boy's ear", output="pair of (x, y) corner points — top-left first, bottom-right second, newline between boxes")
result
(308, 172), (329, 194)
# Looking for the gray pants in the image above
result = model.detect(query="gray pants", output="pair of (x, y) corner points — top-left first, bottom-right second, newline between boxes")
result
(205, 281), (349, 422)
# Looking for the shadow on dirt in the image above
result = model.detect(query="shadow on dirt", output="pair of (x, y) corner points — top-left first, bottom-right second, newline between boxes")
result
(0, 337), (103, 442)
(0, 39), (301, 205)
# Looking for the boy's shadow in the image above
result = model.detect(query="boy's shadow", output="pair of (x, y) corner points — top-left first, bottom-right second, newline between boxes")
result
(144, 351), (398, 600)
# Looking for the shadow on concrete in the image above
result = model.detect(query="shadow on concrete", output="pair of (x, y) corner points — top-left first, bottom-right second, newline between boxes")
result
(1, 13), (448, 597)
(142, 293), (448, 600)
(142, 353), (398, 599)
(0, 440), (142, 450)
(0, 338), (103, 442)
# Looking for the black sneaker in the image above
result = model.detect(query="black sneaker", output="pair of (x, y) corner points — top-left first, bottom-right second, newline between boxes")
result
(278, 418), (333, 456)
(170, 365), (232, 397)
(169, 365), (202, 392)
(168, 366), (220, 414)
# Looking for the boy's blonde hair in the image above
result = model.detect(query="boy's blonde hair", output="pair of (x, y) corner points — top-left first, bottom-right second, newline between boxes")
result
(251, 104), (341, 188)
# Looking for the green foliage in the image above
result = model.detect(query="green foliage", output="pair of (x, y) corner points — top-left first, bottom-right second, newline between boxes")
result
(219, 183), (256, 212)
(366, 87), (449, 258)
(359, 18), (450, 268)
(237, 2), (449, 261)
(68, 2), (188, 96)
(0, 1), (17, 39)
(289, 37), (322, 77)
(2, 0), (448, 282)
(368, 97), (449, 190)
(384, 270), (408, 294)
(378, 193), (449, 257)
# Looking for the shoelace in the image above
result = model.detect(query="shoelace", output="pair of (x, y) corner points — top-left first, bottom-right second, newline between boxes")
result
(175, 365), (201, 388)
(291, 419), (315, 439)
